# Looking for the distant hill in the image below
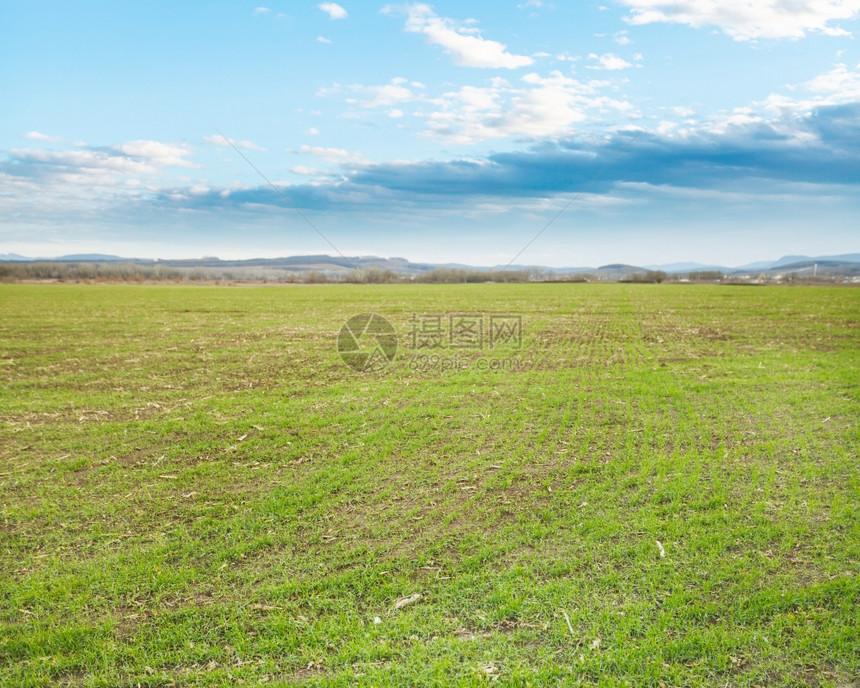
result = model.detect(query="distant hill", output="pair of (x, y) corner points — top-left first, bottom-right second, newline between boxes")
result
(153, 254), (437, 275)
(55, 253), (128, 261)
(644, 261), (727, 272)
(759, 259), (860, 277)
(488, 264), (594, 273)
(1, 253), (137, 262)
(734, 260), (779, 271)
(736, 253), (860, 271)
(771, 255), (812, 267)
(1, 252), (857, 279)
(588, 264), (648, 278)
(812, 253), (860, 263)
(647, 254), (860, 273)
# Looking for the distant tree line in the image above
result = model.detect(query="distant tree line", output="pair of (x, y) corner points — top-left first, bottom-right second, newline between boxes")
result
(0, 262), (182, 283)
(621, 270), (668, 283)
(0, 262), (734, 285)
(0, 262), (558, 285)
(1, 261), (849, 285)
(687, 270), (724, 281)
(417, 267), (533, 283)
(0, 261), (290, 283)
(346, 266), (539, 283)
(0, 261), (359, 284)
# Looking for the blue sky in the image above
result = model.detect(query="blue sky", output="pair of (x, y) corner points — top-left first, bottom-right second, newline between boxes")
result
(2, 1), (858, 266)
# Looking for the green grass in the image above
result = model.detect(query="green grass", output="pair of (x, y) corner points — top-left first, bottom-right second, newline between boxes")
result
(1, 283), (858, 687)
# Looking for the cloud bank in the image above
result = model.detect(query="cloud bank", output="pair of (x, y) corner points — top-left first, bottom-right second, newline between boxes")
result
(616, 0), (860, 40)
(319, 71), (636, 144)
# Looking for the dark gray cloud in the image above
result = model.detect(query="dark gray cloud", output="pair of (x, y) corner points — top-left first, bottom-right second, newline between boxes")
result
(347, 104), (860, 198)
(807, 102), (860, 151)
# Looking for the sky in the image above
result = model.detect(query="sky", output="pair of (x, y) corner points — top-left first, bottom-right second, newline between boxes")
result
(1, 1), (859, 267)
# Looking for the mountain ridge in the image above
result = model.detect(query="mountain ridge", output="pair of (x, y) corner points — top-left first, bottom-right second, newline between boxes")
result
(2, 252), (858, 276)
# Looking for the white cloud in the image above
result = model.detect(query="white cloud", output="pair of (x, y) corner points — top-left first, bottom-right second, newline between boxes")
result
(252, 7), (271, 15)
(671, 105), (696, 117)
(804, 60), (860, 95)
(518, 0), (554, 9)
(616, 0), (860, 40)
(11, 148), (153, 176)
(587, 53), (633, 70)
(761, 62), (860, 114)
(0, 139), (200, 221)
(22, 131), (61, 142)
(292, 145), (369, 165)
(319, 2), (348, 19)
(317, 35), (332, 43)
(383, 3), (534, 68)
(323, 67), (638, 145)
(339, 77), (424, 108)
(116, 140), (197, 167)
(703, 106), (764, 135)
(614, 31), (632, 45)
(290, 165), (323, 176)
(305, 127), (321, 135)
(420, 72), (636, 144)
(673, 62), (860, 140)
(203, 135), (267, 152)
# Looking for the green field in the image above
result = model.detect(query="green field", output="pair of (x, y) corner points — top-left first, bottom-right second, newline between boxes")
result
(1, 283), (857, 687)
